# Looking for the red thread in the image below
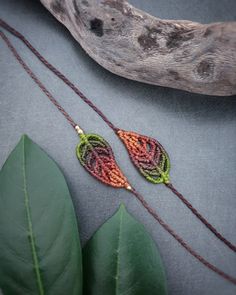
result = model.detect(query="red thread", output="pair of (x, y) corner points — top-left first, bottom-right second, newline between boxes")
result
(117, 129), (236, 252)
(77, 134), (131, 189)
(117, 129), (170, 184)
(1, 22), (236, 284)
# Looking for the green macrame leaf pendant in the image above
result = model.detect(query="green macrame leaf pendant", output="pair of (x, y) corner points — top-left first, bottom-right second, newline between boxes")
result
(76, 133), (130, 189)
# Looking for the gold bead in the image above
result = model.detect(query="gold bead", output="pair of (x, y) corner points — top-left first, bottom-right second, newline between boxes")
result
(126, 185), (132, 191)
(75, 125), (84, 135)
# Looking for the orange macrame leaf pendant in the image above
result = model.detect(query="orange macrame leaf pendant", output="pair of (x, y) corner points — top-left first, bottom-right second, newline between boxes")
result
(118, 130), (170, 184)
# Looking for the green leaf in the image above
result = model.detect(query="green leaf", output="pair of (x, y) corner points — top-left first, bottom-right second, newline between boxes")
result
(0, 135), (82, 295)
(83, 204), (167, 295)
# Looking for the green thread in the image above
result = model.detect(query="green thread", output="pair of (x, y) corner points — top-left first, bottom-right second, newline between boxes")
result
(76, 134), (103, 166)
(78, 132), (87, 141)
(76, 134), (130, 188)
(141, 154), (170, 184)
(117, 130), (171, 185)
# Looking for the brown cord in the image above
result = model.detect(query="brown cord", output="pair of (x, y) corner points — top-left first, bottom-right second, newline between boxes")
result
(1, 25), (236, 285)
(0, 30), (77, 130)
(2, 17), (234, 255)
(131, 188), (236, 285)
(0, 19), (118, 133)
(166, 182), (236, 253)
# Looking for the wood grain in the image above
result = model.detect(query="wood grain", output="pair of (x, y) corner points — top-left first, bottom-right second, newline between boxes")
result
(40, 0), (236, 96)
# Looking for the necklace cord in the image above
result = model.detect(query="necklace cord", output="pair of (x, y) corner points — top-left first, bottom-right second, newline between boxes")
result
(0, 29), (77, 130)
(1, 18), (234, 255)
(1, 23), (236, 285)
(131, 188), (236, 285)
(166, 182), (236, 252)
(0, 19), (118, 134)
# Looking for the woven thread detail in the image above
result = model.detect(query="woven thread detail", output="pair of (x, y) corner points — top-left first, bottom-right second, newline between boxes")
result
(118, 130), (170, 184)
(1, 22), (236, 284)
(76, 133), (130, 189)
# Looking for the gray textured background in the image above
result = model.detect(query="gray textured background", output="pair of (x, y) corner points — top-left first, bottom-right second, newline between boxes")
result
(0, 0), (236, 294)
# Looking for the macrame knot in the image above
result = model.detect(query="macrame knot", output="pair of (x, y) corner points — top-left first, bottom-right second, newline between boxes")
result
(117, 129), (170, 184)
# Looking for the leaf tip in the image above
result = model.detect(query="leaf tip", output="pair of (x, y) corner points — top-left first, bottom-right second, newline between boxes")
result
(19, 134), (31, 144)
(118, 203), (127, 212)
(17, 134), (36, 154)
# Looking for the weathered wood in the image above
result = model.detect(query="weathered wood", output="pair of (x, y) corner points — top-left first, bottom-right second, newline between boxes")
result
(40, 0), (236, 96)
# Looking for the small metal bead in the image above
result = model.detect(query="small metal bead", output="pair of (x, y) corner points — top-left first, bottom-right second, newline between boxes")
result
(126, 185), (132, 191)
(75, 125), (84, 135)
(162, 175), (170, 184)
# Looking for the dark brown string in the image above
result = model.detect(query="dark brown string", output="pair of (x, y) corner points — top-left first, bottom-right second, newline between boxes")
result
(1, 25), (236, 285)
(131, 188), (236, 285)
(0, 19), (118, 134)
(0, 30), (77, 130)
(166, 182), (236, 253)
(1, 17), (234, 255)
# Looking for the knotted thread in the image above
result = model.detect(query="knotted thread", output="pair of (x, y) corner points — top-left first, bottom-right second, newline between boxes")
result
(1, 22), (235, 285)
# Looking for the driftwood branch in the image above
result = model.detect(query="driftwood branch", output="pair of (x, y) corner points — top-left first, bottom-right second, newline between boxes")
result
(40, 0), (236, 96)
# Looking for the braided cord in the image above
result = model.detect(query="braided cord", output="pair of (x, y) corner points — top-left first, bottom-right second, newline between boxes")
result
(0, 19), (118, 133)
(0, 30), (77, 130)
(131, 188), (236, 285)
(1, 28), (236, 285)
(166, 182), (236, 252)
(6, 17), (233, 255)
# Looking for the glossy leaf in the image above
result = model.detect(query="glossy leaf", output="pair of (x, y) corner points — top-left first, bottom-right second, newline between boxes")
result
(118, 130), (170, 184)
(0, 135), (82, 295)
(83, 204), (167, 295)
(76, 133), (130, 189)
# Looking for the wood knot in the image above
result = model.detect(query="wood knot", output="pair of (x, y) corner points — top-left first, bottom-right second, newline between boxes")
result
(195, 59), (215, 79)
(90, 18), (104, 37)
(166, 28), (194, 49)
(138, 27), (161, 51)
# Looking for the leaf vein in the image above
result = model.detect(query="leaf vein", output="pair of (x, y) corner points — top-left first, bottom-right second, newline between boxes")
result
(41, 206), (67, 259)
(115, 208), (124, 295)
(22, 139), (45, 295)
